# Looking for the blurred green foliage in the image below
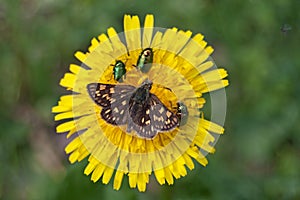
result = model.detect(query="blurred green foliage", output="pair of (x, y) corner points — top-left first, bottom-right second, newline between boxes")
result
(0, 0), (299, 199)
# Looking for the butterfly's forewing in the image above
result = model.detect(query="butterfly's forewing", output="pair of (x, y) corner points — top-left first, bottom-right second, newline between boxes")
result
(100, 102), (129, 125)
(103, 85), (135, 125)
(87, 83), (114, 107)
(87, 83), (135, 106)
(87, 83), (135, 125)
(101, 107), (119, 125)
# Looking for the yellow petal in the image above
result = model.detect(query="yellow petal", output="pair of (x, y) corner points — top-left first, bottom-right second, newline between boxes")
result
(113, 171), (124, 190)
(201, 118), (225, 134)
(124, 15), (142, 51)
(175, 156), (187, 177)
(59, 73), (76, 89)
(98, 33), (113, 52)
(154, 168), (165, 185)
(66, 127), (77, 139)
(192, 33), (204, 44)
(195, 152), (208, 166)
(198, 80), (229, 93)
(77, 150), (89, 162)
(65, 137), (82, 154)
(54, 111), (74, 121)
(74, 51), (87, 62)
(164, 167), (174, 185)
(137, 173), (148, 192)
(107, 27), (127, 53)
(128, 173), (137, 188)
(183, 153), (194, 170)
(205, 46), (214, 54)
(84, 161), (97, 176)
(69, 150), (80, 164)
(88, 37), (100, 53)
(102, 167), (114, 184)
(142, 14), (154, 48)
(52, 105), (71, 113)
(69, 64), (82, 74)
(91, 163), (106, 182)
(56, 121), (75, 133)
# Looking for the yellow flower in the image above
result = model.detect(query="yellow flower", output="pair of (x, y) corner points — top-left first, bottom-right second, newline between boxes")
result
(52, 14), (229, 192)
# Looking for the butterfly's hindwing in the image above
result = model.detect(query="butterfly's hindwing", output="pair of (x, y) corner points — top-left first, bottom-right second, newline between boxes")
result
(100, 107), (118, 125)
(131, 122), (158, 139)
(100, 101), (130, 126)
(108, 89), (133, 125)
(129, 99), (151, 126)
(128, 93), (178, 138)
(149, 95), (179, 131)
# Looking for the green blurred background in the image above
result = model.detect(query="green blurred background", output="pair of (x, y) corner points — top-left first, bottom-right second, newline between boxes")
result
(1, 0), (299, 199)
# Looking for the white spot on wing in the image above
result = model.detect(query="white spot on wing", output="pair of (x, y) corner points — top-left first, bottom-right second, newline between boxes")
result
(113, 107), (119, 113)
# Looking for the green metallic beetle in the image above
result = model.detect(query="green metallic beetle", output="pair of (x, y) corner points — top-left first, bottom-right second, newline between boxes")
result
(135, 48), (153, 73)
(113, 60), (126, 82)
(175, 101), (189, 126)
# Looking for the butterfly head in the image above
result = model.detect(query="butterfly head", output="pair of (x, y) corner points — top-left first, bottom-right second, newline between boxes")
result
(140, 79), (153, 90)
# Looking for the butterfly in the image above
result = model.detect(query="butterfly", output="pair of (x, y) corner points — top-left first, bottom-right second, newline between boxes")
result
(87, 79), (179, 139)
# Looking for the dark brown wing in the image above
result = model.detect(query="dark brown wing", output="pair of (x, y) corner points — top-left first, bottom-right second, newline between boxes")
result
(127, 95), (157, 138)
(87, 83), (135, 107)
(128, 93), (178, 139)
(149, 94), (179, 131)
(100, 92), (133, 126)
(87, 83), (135, 125)
(126, 117), (158, 139)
